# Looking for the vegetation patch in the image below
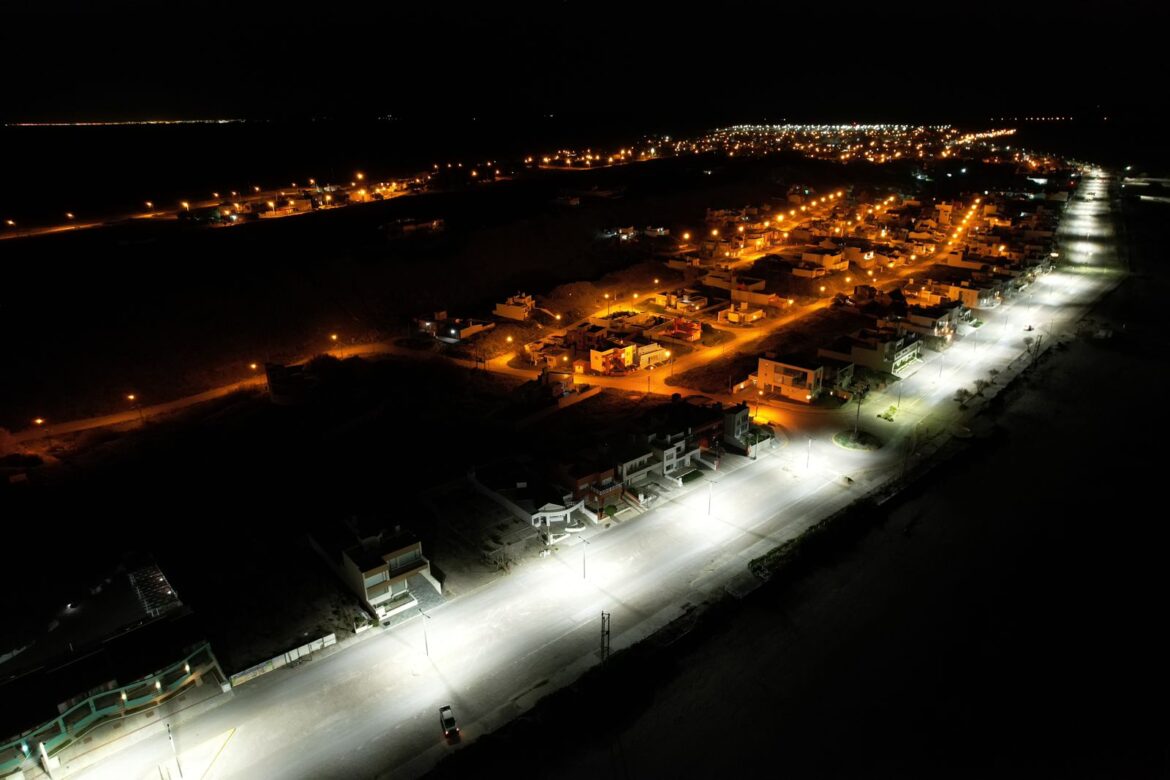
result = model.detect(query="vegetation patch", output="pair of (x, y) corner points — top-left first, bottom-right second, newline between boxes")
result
(833, 430), (882, 450)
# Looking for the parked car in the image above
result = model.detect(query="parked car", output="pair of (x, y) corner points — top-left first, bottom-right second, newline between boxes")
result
(439, 705), (460, 741)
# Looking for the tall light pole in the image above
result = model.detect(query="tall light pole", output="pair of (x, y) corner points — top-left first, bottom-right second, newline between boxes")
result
(707, 479), (713, 516)
(34, 417), (52, 450)
(418, 608), (431, 657)
(581, 537), (591, 579)
(853, 388), (864, 438)
(167, 723), (184, 778)
(806, 436), (812, 469)
(127, 394), (145, 423)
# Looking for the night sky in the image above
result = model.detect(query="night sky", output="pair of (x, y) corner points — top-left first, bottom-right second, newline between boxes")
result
(4, 1), (1166, 124)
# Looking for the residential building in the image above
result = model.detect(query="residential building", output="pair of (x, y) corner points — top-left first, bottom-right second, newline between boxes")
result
(632, 339), (669, 369)
(524, 338), (572, 368)
(701, 270), (767, 292)
(557, 459), (624, 513)
(494, 292), (535, 321)
(700, 237), (740, 259)
(718, 302), (766, 324)
(652, 317), (702, 342)
(514, 367), (575, 403)
(471, 463), (590, 529)
(564, 321), (610, 351)
(722, 402), (751, 449)
(756, 353), (824, 402)
(612, 443), (659, 485)
(917, 278), (1001, 310)
(638, 396), (726, 450)
(605, 311), (665, 335)
(416, 311), (496, 343)
(878, 300), (966, 342)
(818, 328), (922, 376)
(650, 429), (700, 480)
(652, 289), (709, 313)
(309, 518), (440, 622)
(801, 247), (848, 271)
(590, 340), (637, 374)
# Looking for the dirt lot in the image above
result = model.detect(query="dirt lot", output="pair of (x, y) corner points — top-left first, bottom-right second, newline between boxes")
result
(669, 306), (869, 393)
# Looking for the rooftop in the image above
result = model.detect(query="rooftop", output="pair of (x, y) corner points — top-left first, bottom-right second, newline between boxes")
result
(763, 352), (825, 371)
(475, 462), (571, 514)
(309, 517), (421, 574)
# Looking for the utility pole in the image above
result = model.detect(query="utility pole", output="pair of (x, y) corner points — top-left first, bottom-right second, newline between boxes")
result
(854, 390), (864, 438)
(418, 608), (431, 657)
(167, 723), (184, 778)
(600, 611), (611, 661)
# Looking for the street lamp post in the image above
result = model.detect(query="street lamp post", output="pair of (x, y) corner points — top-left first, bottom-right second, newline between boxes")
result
(167, 723), (184, 778)
(418, 608), (431, 657)
(34, 418), (52, 449)
(127, 394), (145, 423)
(806, 436), (812, 469)
(581, 538), (591, 579)
(853, 389), (864, 438)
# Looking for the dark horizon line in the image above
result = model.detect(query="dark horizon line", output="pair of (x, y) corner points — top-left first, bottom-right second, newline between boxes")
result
(0, 112), (1102, 128)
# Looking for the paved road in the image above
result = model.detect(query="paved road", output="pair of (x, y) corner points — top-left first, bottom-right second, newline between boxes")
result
(66, 172), (1118, 779)
(0, 182), (414, 241)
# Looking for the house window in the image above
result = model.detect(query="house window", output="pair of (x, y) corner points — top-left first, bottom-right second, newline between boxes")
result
(364, 571), (387, 588)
